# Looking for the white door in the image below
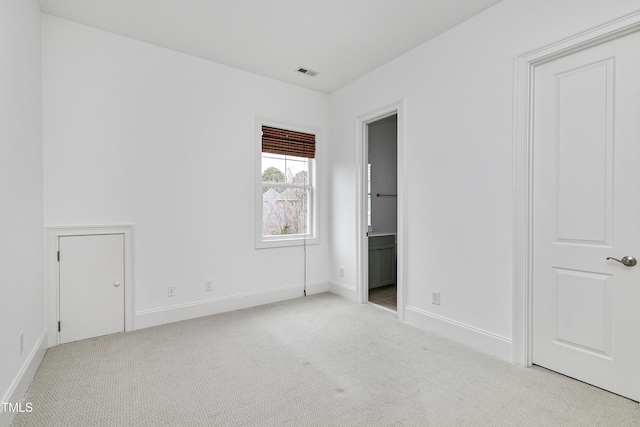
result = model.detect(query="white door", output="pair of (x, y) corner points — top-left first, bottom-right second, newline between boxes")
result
(532, 30), (640, 401)
(59, 234), (125, 344)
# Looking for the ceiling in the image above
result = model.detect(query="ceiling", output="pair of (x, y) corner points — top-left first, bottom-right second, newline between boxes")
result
(38, 0), (503, 93)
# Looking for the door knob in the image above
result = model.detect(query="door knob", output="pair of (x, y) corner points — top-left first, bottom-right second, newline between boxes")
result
(113, 281), (121, 287)
(606, 256), (637, 267)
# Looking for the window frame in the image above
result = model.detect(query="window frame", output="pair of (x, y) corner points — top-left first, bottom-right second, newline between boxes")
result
(255, 119), (320, 249)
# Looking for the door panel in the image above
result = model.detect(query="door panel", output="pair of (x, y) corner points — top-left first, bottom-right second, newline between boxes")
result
(59, 234), (125, 344)
(556, 60), (613, 244)
(377, 246), (396, 286)
(553, 268), (612, 356)
(368, 247), (376, 287)
(532, 30), (640, 401)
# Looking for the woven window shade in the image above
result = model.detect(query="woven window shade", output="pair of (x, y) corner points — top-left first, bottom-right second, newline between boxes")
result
(262, 126), (315, 159)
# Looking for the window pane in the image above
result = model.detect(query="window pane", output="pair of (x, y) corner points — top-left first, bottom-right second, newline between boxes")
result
(262, 153), (308, 185)
(284, 158), (308, 184)
(262, 186), (309, 236)
(262, 155), (286, 183)
(368, 164), (372, 227)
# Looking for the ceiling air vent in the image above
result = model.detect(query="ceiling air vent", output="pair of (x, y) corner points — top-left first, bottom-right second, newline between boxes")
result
(296, 67), (318, 77)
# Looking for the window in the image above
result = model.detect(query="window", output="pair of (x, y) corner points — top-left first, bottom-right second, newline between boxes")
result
(367, 163), (372, 230)
(256, 122), (318, 248)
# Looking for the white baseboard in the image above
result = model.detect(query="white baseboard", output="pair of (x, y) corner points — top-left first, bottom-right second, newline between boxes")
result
(328, 281), (357, 301)
(0, 329), (48, 427)
(135, 281), (331, 330)
(404, 305), (512, 361)
(305, 281), (330, 295)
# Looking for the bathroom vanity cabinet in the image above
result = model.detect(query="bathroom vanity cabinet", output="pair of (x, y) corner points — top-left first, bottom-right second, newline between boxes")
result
(368, 234), (396, 289)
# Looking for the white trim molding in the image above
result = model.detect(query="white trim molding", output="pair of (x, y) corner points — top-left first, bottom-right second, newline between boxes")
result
(135, 281), (331, 330)
(44, 224), (135, 347)
(513, 9), (640, 366)
(405, 306), (512, 361)
(0, 329), (47, 427)
(328, 280), (357, 301)
(356, 101), (406, 321)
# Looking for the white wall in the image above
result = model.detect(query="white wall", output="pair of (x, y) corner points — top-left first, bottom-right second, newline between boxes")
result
(6, 0), (640, 409)
(368, 115), (397, 234)
(329, 0), (640, 360)
(42, 15), (330, 327)
(0, 0), (46, 419)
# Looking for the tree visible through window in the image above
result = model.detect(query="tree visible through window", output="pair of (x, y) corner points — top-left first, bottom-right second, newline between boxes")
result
(257, 124), (317, 247)
(261, 154), (310, 236)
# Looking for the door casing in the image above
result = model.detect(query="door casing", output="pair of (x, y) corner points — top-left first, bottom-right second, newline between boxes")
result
(45, 225), (135, 346)
(513, 9), (640, 366)
(357, 101), (405, 320)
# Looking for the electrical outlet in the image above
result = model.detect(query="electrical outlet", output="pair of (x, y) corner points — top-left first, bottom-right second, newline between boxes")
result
(168, 286), (176, 297)
(205, 280), (213, 291)
(19, 333), (23, 354)
(432, 291), (440, 305)
(339, 267), (345, 278)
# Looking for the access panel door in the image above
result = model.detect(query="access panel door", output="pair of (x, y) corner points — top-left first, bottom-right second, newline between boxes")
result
(59, 234), (125, 344)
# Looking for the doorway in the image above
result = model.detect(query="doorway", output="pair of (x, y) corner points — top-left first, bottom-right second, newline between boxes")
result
(531, 29), (640, 402)
(356, 101), (406, 321)
(366, 115), (398, 311)
(514, 12), (640, 402)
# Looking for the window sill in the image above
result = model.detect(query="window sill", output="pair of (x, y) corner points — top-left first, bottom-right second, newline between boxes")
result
(256, 236), (319, 249)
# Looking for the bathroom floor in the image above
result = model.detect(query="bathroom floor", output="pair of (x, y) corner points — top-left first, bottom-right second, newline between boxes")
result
(368, 284), (397, 311)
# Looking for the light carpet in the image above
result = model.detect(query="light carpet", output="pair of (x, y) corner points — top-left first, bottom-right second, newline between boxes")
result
(11, 293), (640, 426)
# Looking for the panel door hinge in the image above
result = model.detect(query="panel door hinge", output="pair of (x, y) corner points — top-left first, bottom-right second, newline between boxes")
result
(57, 251), (60, 262)
(58, 321), (61, 332)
